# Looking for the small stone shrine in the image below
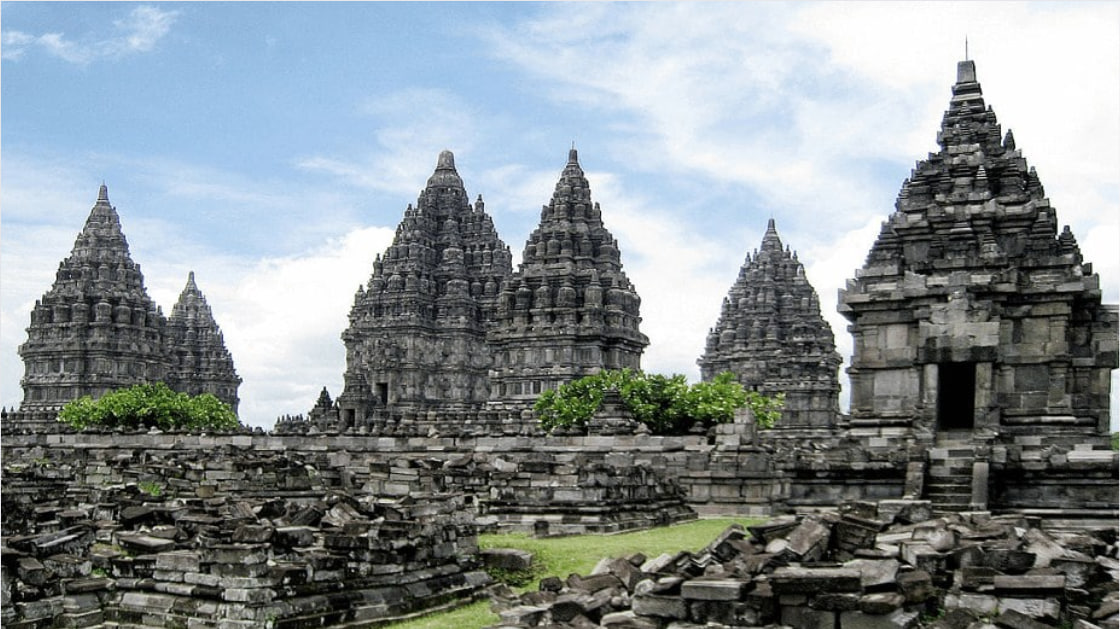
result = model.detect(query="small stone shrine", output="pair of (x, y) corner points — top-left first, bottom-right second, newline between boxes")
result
(487, 148), (649, 406)
(16, 185), (241, 413)
(699, 219), (842, 435)
(839, 60), (1117, 443)
(337, 151), (514, 420)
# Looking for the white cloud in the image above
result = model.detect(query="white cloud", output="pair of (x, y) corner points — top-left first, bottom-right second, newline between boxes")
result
(1, 5), (178, 65)
(297, 88), (485, 197)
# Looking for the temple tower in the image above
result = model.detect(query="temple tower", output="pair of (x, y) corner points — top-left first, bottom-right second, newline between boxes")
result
(699, 219), (842, 432)
(19, 185), (170, 410)
(839, 60), (1117, 445)
(165, 272), (242, 411)
(337, 150), (513, 420)
(487, 148), (649, 405)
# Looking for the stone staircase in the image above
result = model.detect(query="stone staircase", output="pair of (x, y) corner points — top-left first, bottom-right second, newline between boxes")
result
(925, 432), (978, 513)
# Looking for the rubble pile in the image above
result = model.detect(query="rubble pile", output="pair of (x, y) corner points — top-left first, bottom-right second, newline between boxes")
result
(489, 500), (1120, 629)
(1, 453), (490, 628)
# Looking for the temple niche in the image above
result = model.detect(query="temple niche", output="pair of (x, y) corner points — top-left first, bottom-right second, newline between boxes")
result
(486, 148), (649, 406)
(839, 60), (1118, 447)
(337, 150), (513, 421)
(18, 185), (241, 413)
(699, 219), (841, 434)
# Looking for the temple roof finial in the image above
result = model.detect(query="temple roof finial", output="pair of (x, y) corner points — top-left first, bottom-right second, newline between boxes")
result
(98, 182), (109, 202)
(568, 145), (579, 165)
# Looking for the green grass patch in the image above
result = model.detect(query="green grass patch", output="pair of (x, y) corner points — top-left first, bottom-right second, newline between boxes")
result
(1112, 432), (1118, 451)
(385, 517), (763, 629)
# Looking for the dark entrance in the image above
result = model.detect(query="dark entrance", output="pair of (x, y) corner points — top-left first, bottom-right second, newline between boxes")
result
(376, 382), (389, 406)
(937, 362), (976, 430)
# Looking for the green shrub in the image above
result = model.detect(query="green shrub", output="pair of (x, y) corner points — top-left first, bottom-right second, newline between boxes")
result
(533, 369), (783, 435)
(58, 383), (240, 431)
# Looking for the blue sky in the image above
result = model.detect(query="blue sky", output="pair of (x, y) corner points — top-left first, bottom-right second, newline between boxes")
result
(2, 2), (1117, 429)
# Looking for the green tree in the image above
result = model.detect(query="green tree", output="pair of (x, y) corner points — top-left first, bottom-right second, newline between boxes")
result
(58, 383), (240, 431)
(533, 370), (783, 435)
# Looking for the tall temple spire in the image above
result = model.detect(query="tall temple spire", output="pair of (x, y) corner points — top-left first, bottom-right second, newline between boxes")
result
(166, 273), (241, 411)
(338, 150), (512, 417)
(18, 186), (240, 414)
(700, 219), (840, 431)
(488, 148), (648, 405)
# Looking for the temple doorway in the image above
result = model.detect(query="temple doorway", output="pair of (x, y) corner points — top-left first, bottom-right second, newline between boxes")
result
(937, 362), (976, 431)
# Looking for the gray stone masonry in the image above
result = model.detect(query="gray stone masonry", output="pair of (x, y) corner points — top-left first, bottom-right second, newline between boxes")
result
(339, 150), (513, 419)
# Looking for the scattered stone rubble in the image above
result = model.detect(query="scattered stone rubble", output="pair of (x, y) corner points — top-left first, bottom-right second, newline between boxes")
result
(489, 500), (1119, 629)
(1, 449), (490, 628)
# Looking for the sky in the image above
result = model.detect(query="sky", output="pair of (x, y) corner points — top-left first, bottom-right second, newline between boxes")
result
(2, 2), (1117, 430)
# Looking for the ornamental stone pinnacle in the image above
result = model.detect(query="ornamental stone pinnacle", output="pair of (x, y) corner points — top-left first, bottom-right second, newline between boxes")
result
(166, 271), (242, 411)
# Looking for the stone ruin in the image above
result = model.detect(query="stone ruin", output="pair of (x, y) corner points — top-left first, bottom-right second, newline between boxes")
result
(2, 444), (491, 628)
(489, 499), (1120, 629)
(2, 58), (1118, 629)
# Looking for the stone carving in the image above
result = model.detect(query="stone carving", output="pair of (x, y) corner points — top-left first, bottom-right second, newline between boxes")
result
(699, 219), (842, 433)
(17, 185), (240, 413)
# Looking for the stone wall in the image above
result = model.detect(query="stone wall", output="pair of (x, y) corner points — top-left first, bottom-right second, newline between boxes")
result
(1, 444), (491, 629)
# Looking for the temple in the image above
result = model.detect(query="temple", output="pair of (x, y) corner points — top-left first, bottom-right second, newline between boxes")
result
(487, 148), (649, 405)
(164, 272), (242, 412)
(336, 150), (514, 420)
(17, 185), (241, 413)
(835, 60), (1118, 513)
(699, 219), (842, 434)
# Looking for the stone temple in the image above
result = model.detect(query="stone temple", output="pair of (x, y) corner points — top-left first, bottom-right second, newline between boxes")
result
(699, 218), (842, 435)
(337, 150), (513, 421)
(17, 185), (241, 413)
(839, 60), (1117, 445)
(336, 148), (647, 420)
(487, 148), (648, 405)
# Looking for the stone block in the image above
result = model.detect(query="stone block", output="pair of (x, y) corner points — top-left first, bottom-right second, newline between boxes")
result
(860, 592), (906, 615)
(632, 594), (688, 619)
(681, 578), (745, 601)
(481, 548), (533, 572)
(782, 605), (837, 629)
(994, 608), (1054, 629)
(997, 598), (1061, 622)
(770, 567), (861, 594)
(839, 608), (921, 629)
(845, 558), (901, 590)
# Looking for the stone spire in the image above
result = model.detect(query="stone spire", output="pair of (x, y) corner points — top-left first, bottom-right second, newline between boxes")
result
(488, 148), (649, 405)
(338, 150), (512, 418)
(699, 219), (841, 431)
(840, 60), (1117, 438)
(165, 272), (241, 412)
(18, 185), (169, 410)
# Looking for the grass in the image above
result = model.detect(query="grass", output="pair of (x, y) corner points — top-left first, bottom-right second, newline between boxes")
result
(384, 517), (763, 629)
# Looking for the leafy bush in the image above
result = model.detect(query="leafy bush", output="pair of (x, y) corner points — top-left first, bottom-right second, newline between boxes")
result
(533, 369), (783, 435)
(58, 383), (240, 431)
